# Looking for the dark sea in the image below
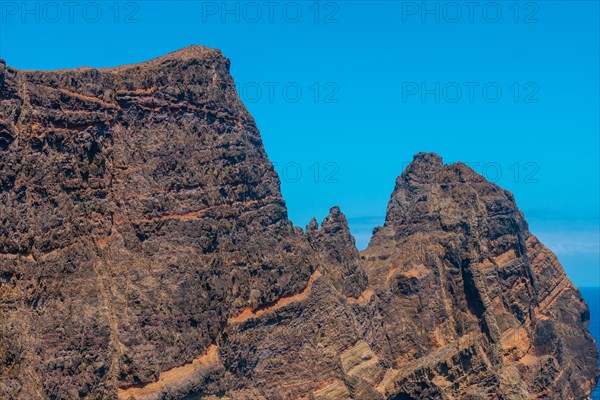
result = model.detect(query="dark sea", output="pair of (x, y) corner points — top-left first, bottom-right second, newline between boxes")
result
(580, 287), (600, 399)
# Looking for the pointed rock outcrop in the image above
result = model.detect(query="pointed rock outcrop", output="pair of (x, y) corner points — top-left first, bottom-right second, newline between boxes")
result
(307, 207), (369, 299)
(363, 152), (598, 399)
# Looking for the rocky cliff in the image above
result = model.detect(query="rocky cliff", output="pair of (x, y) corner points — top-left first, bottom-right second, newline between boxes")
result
(0, 46), (597, 400)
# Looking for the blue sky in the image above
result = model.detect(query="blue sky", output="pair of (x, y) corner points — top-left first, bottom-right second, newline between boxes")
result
(1, 1), (598, 287)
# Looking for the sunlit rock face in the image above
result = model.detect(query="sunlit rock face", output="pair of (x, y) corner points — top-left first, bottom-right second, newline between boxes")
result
(362, 152), (598, 399)
(1, 47), (597, 400)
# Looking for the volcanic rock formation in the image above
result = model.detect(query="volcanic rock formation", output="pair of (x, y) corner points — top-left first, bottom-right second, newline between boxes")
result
(0, 47), (597, 400)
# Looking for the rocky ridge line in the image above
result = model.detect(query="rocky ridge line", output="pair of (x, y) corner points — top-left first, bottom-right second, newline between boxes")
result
(0, 47), (597, 400)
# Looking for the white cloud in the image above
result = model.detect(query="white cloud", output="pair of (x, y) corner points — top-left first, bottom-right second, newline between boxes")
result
(532, 230), (599, 256)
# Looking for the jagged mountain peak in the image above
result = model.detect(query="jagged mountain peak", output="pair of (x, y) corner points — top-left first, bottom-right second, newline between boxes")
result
(101, 44), (226, 73)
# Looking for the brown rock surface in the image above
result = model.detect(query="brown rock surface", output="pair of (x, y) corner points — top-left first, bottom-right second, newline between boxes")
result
(362, 152), (598, 399)
(0, 47), (597, 399)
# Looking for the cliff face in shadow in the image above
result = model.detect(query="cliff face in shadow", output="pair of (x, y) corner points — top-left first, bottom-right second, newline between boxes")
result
(0, 47), (597, 400)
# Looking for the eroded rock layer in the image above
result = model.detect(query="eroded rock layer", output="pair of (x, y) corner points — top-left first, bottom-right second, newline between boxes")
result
(0, 47), (597, 400)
